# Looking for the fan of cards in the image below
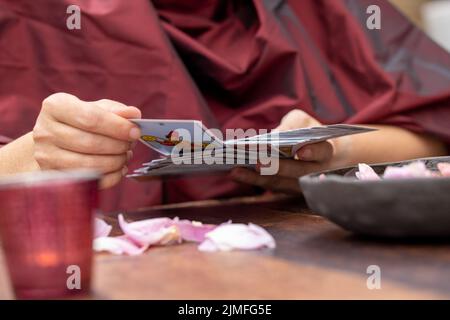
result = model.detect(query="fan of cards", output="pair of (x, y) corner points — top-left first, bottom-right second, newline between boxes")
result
(127, 119), (375, 180)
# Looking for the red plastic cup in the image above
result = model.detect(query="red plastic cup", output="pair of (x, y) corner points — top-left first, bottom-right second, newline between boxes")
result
(0, 170), (99, 299)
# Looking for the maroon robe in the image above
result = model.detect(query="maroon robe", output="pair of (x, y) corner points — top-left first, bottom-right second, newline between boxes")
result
(0, 0), (449, 212)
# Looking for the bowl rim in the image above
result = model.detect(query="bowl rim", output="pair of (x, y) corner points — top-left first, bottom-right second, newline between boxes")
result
(299, 156), (450, 185)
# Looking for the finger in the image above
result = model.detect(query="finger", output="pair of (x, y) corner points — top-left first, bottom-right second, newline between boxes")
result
(274, 109), (320, 132)
(230, 167), (301, 194)
(114, 106), (141, 119)
(91, 98), (127, 113)
(295, 141), (334, 162)
(41, 118), (132, 155)
(274, 159), (331, 178)
(35, 145), (128, 174)
(42, 93), (141, 142)
(100, 168), (128, 189)
(93, 99), (142, 119)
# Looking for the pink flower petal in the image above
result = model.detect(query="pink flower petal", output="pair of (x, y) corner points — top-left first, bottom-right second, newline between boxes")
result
(173, 218), (216, 242)
(94, 216), (275, 255)
(93, 236), (147, 256)
(94, 218), (112, 239)
(118, 214), (181, 246)
(355, 163), (380, 180)
(383, 161), (434, 179)
(437, 162), (450, 177)
(121, 216), (173, 231)
(248, 223), (276, 248)
(198, 223), (276, 252)
(197, 239), (219, 252)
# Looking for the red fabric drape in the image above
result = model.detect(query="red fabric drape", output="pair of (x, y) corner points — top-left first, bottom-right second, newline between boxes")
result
(0, 0), (449, 211)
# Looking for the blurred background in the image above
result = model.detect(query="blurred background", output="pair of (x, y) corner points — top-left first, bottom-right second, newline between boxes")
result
(391, 0), (450, 52)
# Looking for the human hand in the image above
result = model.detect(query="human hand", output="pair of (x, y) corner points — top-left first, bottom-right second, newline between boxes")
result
(32, 93), (141, 189)
(230, 110), (337, 194)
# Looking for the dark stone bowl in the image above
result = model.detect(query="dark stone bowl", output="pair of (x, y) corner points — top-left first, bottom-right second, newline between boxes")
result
(299, 156), (450, 238)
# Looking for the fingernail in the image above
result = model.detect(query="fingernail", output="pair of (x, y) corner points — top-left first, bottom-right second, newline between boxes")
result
(127, 150), (133, 161)
(129, 127), (141, 140)
(299, 148), (313, 160)
(122, 166), (128, 176)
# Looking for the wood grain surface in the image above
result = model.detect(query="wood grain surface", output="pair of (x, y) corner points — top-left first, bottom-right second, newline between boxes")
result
(1, 195), (449, 299)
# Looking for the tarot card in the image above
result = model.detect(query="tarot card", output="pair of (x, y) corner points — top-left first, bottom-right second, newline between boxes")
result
(131, 119), (222, 156)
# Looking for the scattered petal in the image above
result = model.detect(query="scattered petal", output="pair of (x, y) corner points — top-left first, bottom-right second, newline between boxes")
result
(94, 215), (276, 255)
(197, 239), (219, 252)
(158, 226), (182, 246)
(118, 214), (180, 246)
(355, 163), (380, 180)
(93, 236), (147, 256)
(383, 161), (435, 179)
(437, 162), (450, 177)
(173, 218), (216, 242)
(94, 218), (112, 239)
(198, 223), (276, 252)
(120, 216), (172, 231)
(354, 161), (449, 180)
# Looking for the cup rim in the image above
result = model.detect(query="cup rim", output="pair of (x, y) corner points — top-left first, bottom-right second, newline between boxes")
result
(0, 169), (100, 189)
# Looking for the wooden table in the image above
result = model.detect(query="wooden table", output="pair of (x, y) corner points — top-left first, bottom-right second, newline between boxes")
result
(1, 195), (450, 299)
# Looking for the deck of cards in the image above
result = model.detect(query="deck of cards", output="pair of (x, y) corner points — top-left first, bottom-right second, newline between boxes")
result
(127, 119), (375, 180)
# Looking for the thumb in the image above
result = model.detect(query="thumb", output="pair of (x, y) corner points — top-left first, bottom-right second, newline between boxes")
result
(274, 109), (321, 132)
(295, 141), (334, 162)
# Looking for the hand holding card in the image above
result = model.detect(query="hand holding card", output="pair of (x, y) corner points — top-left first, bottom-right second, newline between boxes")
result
(32, 93), (141, 188)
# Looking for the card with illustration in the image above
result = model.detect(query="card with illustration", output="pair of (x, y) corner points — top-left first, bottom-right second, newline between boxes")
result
(131, 119), (222, 156)
(128, 121), (376, 179)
